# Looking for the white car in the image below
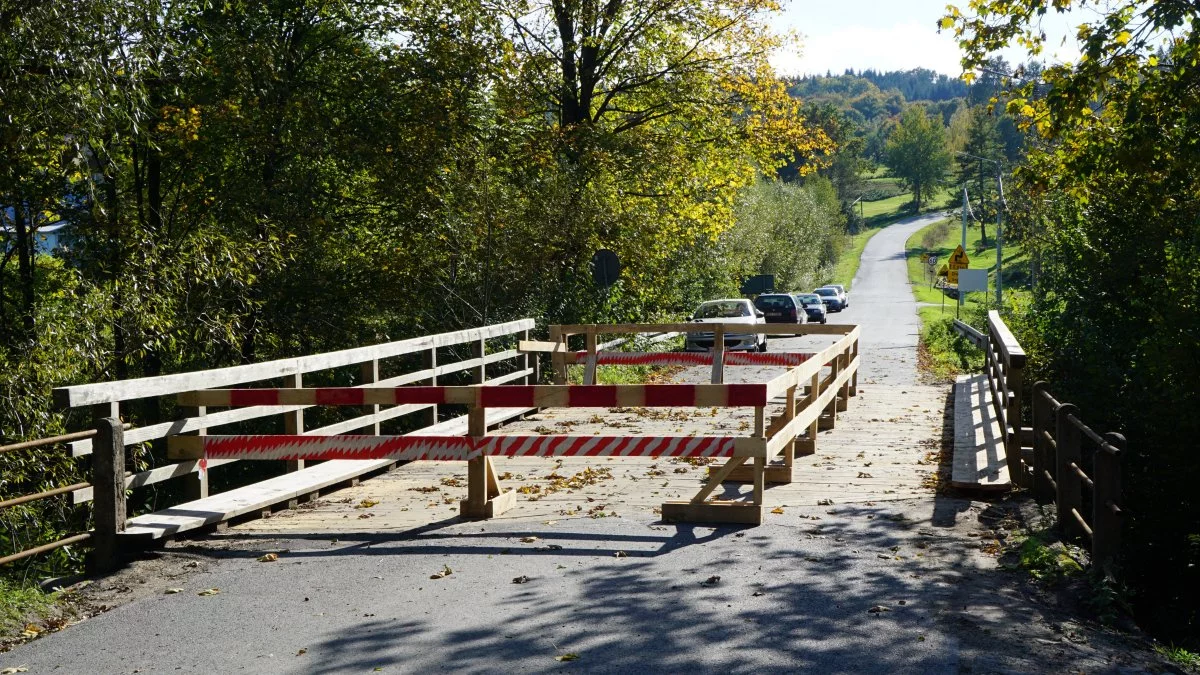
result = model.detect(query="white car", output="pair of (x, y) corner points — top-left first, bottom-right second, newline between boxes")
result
(684, 299), (766, 352)
(826, 284), (849, 308)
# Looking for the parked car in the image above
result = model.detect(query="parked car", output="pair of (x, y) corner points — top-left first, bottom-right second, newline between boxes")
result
(753, 293), (805, 324)
(812, 286), (845, 312)
(793, 293), (827, 324)
(685, 299), (766, 352)
(825, 284), (849, 308)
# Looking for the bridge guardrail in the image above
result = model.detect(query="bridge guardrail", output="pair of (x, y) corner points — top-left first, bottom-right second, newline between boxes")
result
(163, 322), (862, 526)
(2, 319), (536, 571)
(954, 313), (1124, 566)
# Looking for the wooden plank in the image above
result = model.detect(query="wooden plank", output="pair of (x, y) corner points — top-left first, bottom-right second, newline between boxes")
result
(555, 322), (856, 336)
(661, 501), (763, 525)
(950, 374), (1011, 491)
(987, 310), (1026, 368)
(122, 406), (533, 540)
(72, 459), (239, 504)
(725, 464), (791, 484)
(54, 319), (535, 408)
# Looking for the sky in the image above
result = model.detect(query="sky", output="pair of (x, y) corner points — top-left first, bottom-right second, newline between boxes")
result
(769, 0), (1084, 77)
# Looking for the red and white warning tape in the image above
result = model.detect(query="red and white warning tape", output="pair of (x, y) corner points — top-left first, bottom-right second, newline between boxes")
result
(188, 433), (736, 462)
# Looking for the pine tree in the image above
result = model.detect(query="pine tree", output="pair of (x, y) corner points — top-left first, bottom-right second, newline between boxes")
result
(955, 106), (1002, 246)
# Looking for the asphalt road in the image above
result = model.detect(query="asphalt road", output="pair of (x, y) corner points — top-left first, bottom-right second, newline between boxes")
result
(826, 211), (946, 385)
(0, 213), (1160, 674)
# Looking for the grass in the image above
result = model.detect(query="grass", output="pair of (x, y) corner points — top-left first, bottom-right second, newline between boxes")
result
(830, 181), (956, 291)
(1154, 645), (1200, 671)
(1, 579), (59, 634)
(905, 216), (1031, 381)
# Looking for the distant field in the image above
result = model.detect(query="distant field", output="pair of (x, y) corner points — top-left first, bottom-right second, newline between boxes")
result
(904, 217), (1029, 313)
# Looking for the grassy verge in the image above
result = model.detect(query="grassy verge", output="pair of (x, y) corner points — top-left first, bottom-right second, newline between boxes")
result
(830, 184), (956, 291)
(1, 579), (66, 639)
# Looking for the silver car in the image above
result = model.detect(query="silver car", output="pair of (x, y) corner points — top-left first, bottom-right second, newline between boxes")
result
(684, 299), (766, 352)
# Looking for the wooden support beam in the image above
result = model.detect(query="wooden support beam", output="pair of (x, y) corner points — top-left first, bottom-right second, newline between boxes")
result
(690, 456), (748, 504)
(661, 501), (763, 525)
(284, 372), (304, 472)
(711, 325), (725, 384)
(422, 348), (437, 427)
(725, 464), (792, 484)
(360, 359), (382, 434)
(583, 327), (598, 386)
(90, 417), (126, 574)
(181, 405), (208, 500)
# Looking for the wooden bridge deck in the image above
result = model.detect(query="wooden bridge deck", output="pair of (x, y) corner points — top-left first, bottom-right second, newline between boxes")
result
(234, 383), (951, 534)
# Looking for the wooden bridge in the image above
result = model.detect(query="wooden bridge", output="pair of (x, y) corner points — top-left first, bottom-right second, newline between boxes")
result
(0, 314), (1124, 572)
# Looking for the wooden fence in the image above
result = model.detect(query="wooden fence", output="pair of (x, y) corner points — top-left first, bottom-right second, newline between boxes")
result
(1032, 383), (1125, 564)
(953, 312), (1124, 565)
(2, 319), (536, 571)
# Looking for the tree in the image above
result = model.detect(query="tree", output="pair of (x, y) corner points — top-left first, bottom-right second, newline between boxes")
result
(884, 107), (950, 212)
(955, 105), (1002, 245)
(946, 0), (1200, 642)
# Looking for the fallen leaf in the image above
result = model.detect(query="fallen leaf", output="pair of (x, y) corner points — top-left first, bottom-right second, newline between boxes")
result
(164, 588), (184, 594)
(613, 551), (627, 558)
(354, 498), (380, 509)
(297, 648), (307, 655)
(857, 472), (874, 479)
(512, 575), (530, 584)
(430, 564), (454, 579)
(519, 536), (539, 543)
(701, 575), (721, 586)
(198, 588), (220, 596)
(556, 653), (580, 662)
(1, 666), (29, 674)
(868, 605), (890, 614)
(752, 591), (765, 597)
(257, 553), (279, 562)
(542, 520), (558, 526)
(770, 507), (785, 515)
(817, 499), (834, 506)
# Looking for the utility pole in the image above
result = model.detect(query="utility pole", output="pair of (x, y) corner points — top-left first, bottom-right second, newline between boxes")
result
(961, 185), (968, 250)
(996, 166), (1005, 307)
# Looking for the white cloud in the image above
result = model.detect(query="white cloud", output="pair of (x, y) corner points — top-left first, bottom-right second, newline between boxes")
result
(772, 20), (964, 77)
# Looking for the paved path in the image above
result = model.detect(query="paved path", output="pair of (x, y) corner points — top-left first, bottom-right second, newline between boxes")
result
(1, 214), (1161, 674)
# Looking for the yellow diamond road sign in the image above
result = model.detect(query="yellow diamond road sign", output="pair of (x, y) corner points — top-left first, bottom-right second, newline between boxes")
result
(949, 245), (970, 270)
(938, 263), (949, 277)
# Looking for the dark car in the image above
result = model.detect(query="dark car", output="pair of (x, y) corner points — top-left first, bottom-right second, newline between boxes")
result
(793, 293), (827, 324)
(753, 293), (805, 324)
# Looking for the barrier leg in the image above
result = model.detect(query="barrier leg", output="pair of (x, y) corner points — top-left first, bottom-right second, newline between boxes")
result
(459, 406), (515, 519)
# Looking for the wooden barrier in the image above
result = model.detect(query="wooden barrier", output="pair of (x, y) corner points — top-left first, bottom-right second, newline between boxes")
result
(1032, 383), (1124, 566)
(953, 314), (1124, 566)
(952, 311), (1029, 486)
(168, 324), (861, 524)
(2, 320), (536, 569)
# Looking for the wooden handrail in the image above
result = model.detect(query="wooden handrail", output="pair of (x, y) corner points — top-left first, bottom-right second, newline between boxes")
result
(987, 310), (1026, 368)
(52, 318), (535, 408)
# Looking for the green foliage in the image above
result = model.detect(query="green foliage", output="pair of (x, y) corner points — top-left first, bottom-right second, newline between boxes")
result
(1016, 534), (1083, 583)
(0, 579), (59, 633)
(885, 107), (951, 212)
(1154, 645), (1200, 672)
(948, 0), (1200, 642)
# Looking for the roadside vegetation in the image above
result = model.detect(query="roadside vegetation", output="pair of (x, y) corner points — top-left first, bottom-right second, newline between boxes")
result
(949, 0), (1200, 645)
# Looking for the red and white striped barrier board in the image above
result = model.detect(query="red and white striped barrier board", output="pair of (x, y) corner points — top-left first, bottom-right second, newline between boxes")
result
(565, 351), (815, 367)
(169, 433), (737, 462)
(178, 383), (770, 409)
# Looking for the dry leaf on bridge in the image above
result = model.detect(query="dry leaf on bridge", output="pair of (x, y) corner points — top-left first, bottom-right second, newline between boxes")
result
(198, 588), (220, 596)
(430, 565), (453, 579)
(257, 553), (279, 562)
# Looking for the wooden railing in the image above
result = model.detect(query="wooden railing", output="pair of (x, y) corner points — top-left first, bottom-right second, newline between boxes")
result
(953, 311), (1028, 485)
(953, 313), (1125, 565)
(2, 319), (536, 570)
(1032, 384), (1125, 564)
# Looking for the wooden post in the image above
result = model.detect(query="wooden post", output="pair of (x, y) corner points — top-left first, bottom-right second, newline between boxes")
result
(836, 349), (850, 412)
(522, 329), (535, 385)
(460, 400), (515, 519)
(472, 338), (486, 384)
(583, 326), (598, 385)
(820, 357), (840, 430)
(90, 417), (126, 574)
(1055, 403), (1083, 539)
(783, 384), (797, 469)
(848, 337), (859, 397)
(360, 359), (382, 434)
(1093, 432), (1124, 564)
(549, 326), (567, 384)
(1006, 358), (1026, 486)
(284, 372), (304, 472)
(421, 348), (437, 427)
(711, 325), (725, 385)
(799, 372), (820, 455)
(752, 457), (765, 506)
(182, 405), (209, 500)
(1031, 382), (1051, 500)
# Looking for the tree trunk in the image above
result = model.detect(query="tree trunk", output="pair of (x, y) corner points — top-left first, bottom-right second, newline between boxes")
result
(13, 201), (35, 336)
